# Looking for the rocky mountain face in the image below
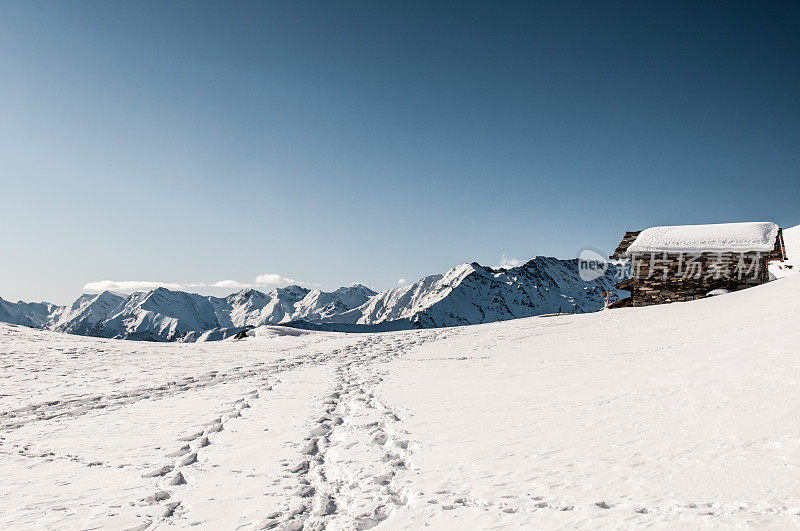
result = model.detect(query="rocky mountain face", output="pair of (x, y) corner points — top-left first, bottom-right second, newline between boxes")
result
(293, 257), (626, 331)
(0, 257), (626, 341)
(97, 289), (229, 341)
(0, 297), (62, 329)
(52, 291), (127, 335)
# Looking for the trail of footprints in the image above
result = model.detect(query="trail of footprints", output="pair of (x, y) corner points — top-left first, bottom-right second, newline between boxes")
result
(256, 334), (435, 530)
(129, 338), (394, 528)
(0, 347), (337, 430)
(132, 331), (501, 530)
(135, 378), (277, 526)
(0, 363), (265, 430)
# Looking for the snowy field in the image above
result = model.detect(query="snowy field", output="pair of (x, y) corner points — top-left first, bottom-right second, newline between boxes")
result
(2, 274), (800, 530)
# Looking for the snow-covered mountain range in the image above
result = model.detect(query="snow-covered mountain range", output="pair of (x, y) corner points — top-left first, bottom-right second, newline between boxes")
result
(0, 285), (377, 342)
(292, 257), (626, 331)
(0, 256), (626, 341)
(0, 299), (62, 329)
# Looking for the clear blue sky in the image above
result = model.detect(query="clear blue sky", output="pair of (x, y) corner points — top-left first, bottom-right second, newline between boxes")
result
(1, 1), (798, 304)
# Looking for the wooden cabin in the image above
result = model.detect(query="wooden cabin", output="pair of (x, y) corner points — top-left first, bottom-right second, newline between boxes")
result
(610, 222), (786, 307)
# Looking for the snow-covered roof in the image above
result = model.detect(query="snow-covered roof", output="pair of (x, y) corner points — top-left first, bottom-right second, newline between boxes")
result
(626, 222), (780, 254)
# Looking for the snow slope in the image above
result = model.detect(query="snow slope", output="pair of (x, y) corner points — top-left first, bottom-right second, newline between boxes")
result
(380, 274), (800, 529)
(3, 272), (798, 529)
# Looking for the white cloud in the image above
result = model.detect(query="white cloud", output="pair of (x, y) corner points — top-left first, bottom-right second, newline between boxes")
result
(82, 280), (184, 293)
(83, 274), (300, 294)
(397, 278), (407, 285)
(495, 255), (522, 269)
(255, 273), (296, 286)
(211, 280), (253, 289)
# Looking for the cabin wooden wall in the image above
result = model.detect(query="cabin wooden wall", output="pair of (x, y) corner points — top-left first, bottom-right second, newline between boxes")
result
(610, 231), (642, 259)
(628, 252), (770, 307)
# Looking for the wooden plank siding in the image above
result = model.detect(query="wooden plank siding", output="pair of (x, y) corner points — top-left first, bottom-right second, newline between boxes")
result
(771, 228), (787, 261)
(627, 251), (769, 306)
(610, 231), (641, 259)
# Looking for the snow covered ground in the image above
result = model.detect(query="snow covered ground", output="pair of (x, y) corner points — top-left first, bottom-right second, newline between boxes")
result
(2, 274), (800, 529)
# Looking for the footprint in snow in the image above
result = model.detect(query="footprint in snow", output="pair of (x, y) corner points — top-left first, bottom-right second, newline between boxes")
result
(178, 431), (204, 442)
(139, 491), (171, 505)
(175, 452), (197, 467)
(290, 461), (309, 474)
(310, 425), (331, 437)
(296, 485), (315, 498)
(167, 445), (190, 457)
(162, 501), (181, 518)
(300, 439), (319, 456)
(165, 471), (186, 486)
(204, 422), (223, 434)
(142, 465), (173, 478)
(373, 472), (394, 486)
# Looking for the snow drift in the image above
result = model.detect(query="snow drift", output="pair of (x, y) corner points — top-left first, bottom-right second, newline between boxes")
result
(626, 221), (780, 254)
